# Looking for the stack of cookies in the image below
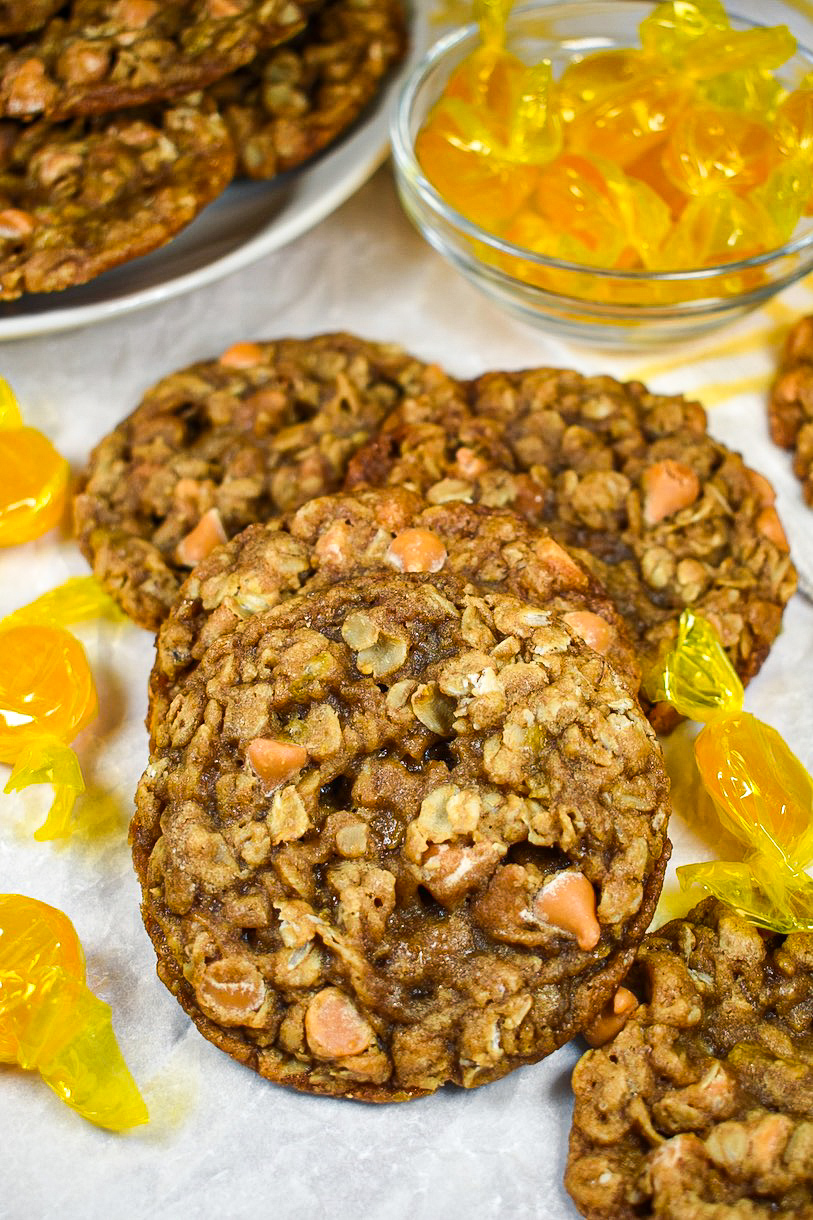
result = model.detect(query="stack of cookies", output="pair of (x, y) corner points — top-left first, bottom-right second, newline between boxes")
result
(0, 0), (406, 300)
(75, 333), (798, 1100)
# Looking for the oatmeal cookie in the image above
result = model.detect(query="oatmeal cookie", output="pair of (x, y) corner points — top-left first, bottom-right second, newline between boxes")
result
(214, 0), (406, 181)
(0, 103), (235, 300)
(133, 572), (671, 1100)
(74, 335), (464, 630)
(566, 898), (813, 1219)
(0, 1), (62, 37)
(148, 486), (640, 741)
(770, 314), (813, 507)
(0, 0), (325, 121)
(347, 367), (797, 730)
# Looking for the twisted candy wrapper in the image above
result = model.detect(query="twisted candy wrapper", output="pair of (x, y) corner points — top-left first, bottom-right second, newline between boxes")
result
(0, 893), (147, 1130)
(0, 377), (69, 547)
(1, 578), (122, 839)
(435, 0), (562, 169)
(645, 608), (813, 932)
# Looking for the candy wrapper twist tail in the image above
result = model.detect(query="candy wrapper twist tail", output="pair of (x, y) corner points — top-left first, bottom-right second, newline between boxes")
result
(644, 608), (813, 932)
(0, 578), (120, 839)
(0, 893), (148, 1130)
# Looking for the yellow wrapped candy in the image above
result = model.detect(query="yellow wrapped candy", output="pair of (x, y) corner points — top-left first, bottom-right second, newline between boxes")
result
(415, 0), (807, 302)
(0, 578), (121, 839)
(0, 378), (70, 547)
(0, 893), (148, 1130)
(645, 608), (813, 932)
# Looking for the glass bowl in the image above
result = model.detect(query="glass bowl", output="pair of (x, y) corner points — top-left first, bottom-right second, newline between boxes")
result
(390, 1), (813, 348)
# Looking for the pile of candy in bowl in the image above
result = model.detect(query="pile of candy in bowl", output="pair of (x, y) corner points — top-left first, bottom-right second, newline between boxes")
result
(392, 0), (813, 343)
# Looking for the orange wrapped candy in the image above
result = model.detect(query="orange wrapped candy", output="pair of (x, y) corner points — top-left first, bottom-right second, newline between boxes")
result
(415, 0), (808, 298)
(645, 608), (813, 932)
(0, 578), (121, 840)
(0, 378), (69, 547)
(0, 893), (147, 1130)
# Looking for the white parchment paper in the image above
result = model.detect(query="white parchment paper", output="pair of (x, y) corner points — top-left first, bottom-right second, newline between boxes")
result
(3, 7), (813, 1213)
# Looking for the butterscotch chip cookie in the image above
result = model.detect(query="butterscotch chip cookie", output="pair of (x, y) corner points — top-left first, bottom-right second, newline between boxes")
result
(0, 0), (325, 121)
(347, 368), (798, 730)
(148, 486), (641, 742)
(0, 1), (62, 37)
(74, 335), (464, 630)
(0, 103), (235, 300)
(213, 0), (406, 181)
(770, 315), (813, 507)
(133, 572), (671, 1100)
(566, 898), (813, 1219)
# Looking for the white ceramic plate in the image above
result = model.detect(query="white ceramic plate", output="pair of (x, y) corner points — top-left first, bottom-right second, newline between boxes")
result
(0, 5), (429, 342)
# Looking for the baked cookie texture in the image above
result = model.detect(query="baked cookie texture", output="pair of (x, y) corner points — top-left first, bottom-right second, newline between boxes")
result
(75, 335), (463, 630)
(133, 572), (671, 1100)
(0, 1), (62, 37)
(0, 103), (235, 299)
(0, 0), (325, 120)
(0, 1), (409, 300)
(347, 366), (797, 729)
(770, 315), (813, 507)
(213, 0), (406, 180)
(566, 898), (813, 1219)
(148, 486), (641, 741)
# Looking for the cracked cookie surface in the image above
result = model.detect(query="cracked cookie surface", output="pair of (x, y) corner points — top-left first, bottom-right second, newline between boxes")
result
(566, 898), (813, 1220)
(148, 486), (640, 742)
(347, 367), (797, 730)
(133, 572), (671, 1100)
(0, 0), (325, 121)
(0, 102), (235, 300)
(770, 315), (813, 507)
(213, 0), (406, 181)
(75, 334), (463, 629)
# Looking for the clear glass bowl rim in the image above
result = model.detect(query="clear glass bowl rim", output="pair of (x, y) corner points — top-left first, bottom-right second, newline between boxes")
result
(391, 0), (813, 285)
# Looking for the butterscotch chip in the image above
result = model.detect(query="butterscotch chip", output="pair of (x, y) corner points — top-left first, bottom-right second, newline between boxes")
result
(175, 507), (228, 567)
(247, 738), (308, 790)
(583, 985), (638, 1048)
(218, 341), (265, 368)
(0, 0), (325, 120)
(132, 572), (671, 1101)
(74, 335), (463, 630)
(386, 527), (448, 573)
(566, 898), (813, 1219)
(213, 0), (406, 181)
(534, 871), (601, 951)
(769, 314), (813, 507)
(147, 486), (640, 741)
(347, 367), (797, 731)
(640, 460), (700, 526)
(0, 103), (235, 300)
